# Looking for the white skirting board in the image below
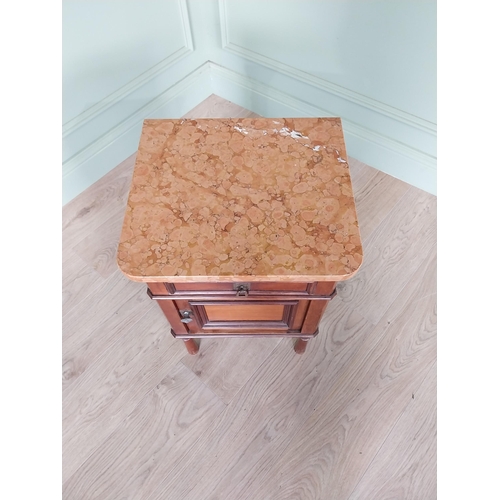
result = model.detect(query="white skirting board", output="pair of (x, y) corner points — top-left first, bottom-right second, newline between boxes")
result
(208, 63), (436, 196)
(62, 64), (212, 205)
(63, 62), (436, 205)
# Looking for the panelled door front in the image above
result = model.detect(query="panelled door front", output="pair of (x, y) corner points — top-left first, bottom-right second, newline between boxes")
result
(172, 298), (310, 335)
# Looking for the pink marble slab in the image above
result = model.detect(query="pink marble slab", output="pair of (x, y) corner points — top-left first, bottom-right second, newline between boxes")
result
(117, 117), (363, 282)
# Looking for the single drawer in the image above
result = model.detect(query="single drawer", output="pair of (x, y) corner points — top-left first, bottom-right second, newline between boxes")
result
(163, 281), (334, 297)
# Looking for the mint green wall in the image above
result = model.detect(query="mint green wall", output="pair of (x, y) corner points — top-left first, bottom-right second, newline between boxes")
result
(221, 0), (436, 123)
(62, 0), (212, 204)
(63, 1), (188, 123)
(211, 0), (436, 194)
(63, 0), (436, 204)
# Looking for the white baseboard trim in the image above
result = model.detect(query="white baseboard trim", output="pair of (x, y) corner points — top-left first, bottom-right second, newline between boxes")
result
(218, 0), (436, 137)
(209, 62), (436, 195)
(62, 63), (212, 205)
(62, 46), (193, 140)
(62, 0), (194, 139)
(63, 59), (436, 205)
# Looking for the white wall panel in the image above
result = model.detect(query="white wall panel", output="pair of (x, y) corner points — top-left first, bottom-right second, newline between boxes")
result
(220, 0), (436, 123)
(63, 0), (192, 125)
(62, 0), (208, 204)
(62, 0), (437, 203)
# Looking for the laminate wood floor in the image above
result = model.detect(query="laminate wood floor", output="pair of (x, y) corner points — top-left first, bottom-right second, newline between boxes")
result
(62, 94), (436, 499)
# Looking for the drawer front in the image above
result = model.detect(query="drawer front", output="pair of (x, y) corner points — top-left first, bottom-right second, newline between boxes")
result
(173, 299), (309, 334)
(163, 281), (335, 298)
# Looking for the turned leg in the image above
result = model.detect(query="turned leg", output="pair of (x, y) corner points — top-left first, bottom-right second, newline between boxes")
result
(183, 338), (199, 355)
(294, 338), (310, 354)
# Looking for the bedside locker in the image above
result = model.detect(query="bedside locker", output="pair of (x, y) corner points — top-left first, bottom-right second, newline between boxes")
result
(117, 117), (363, 354)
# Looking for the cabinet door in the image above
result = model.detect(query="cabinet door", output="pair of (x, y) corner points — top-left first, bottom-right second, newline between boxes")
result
(147, 282), (336, 338)
(173, 299), (310, 335)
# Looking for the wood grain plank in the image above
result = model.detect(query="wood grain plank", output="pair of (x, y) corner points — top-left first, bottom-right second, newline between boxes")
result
(62, 362), (226, 500)
(347, 156), (379, 189)
(348, 363), (437, 500)
(336, 186), (436, 325)
(353, 169), (410, 242)
(63, 271), (153, 389)
(63, 306), (186, 482)
(245, 253), (436, 500)
(62, 248), (104, 315)
(63, 286), (160, 392)
(182, 94), (260, 119)
(181, 336), (282, 404)
(62, 152), (135, 248)
(146, 299), (374, 500)
(72, 209), (126, 279)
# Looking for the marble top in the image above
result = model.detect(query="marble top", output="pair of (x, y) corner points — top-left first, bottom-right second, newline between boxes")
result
(117, 117), (363, 282)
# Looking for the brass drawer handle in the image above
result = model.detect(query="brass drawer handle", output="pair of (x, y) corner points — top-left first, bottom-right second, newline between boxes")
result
(234, 284), (250, 297)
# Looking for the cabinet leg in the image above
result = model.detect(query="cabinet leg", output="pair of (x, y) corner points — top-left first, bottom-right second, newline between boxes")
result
(294, 338), (310, 354)
(183, 338), (199, 355)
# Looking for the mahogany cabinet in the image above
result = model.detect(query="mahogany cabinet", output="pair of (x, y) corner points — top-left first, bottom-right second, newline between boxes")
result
(117, 117), (363, 355)
(146, 281), (337, 354)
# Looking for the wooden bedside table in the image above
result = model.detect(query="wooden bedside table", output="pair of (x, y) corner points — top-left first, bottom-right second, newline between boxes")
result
(117, 117), (363, 355)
